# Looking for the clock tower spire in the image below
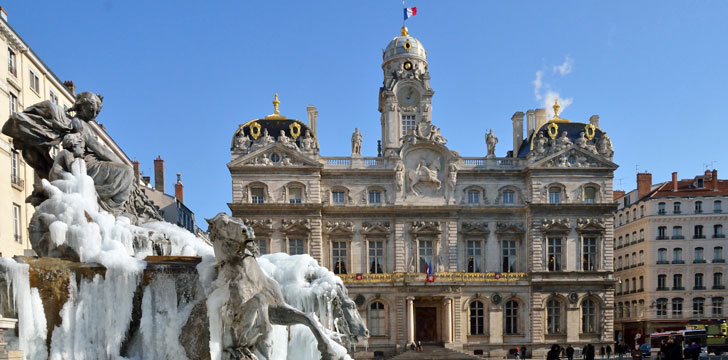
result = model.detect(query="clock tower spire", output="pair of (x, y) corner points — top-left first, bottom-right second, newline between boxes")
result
(378, 27), (433, 155)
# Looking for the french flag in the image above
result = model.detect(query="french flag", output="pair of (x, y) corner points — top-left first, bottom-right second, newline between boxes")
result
(404, 7), (417, 20)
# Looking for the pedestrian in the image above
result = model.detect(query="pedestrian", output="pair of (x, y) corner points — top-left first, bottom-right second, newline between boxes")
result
(600, 346), (605, 359)
(606, 345), (612, 359)
(548, 344), (561, 360)
(665, 336), (683, 360)
(566, 344), (575, 360)
(516, 346), (520, 360)
(689, 341), (700, 360)
(417, 340), (423, 352)
(521, 346), (527, 360)
(586, 343), (596, 360)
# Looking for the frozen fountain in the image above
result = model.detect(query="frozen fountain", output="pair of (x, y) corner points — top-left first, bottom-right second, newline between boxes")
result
(0, 93), (365, 359)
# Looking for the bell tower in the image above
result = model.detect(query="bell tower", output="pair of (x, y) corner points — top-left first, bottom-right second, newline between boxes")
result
(378, 26), (434, 154)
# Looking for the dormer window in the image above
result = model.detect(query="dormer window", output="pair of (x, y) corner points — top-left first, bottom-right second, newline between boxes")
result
(697, 179), (704, 188)
(584, 186), (597, 204)
(369, 190), (382, 205)
(467, 190), (480, 204)
(549, 187), (561, 204)
(503, 190), (515, 204)
(332, 191), (345, 204)
(251, 187), (265, 204)
(289, 188), (302, 204)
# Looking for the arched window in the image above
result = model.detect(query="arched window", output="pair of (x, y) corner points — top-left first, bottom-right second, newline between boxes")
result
(549, 186), (561, 204)
(469, 300), (485, 335)
(368, 301), (386, 336)
(581, 299), (597, 333)
(467, 189), (480, 205)
(505, 300), (519, 334)
(546, 299), (562, 334)
(503, 189), (515, 204)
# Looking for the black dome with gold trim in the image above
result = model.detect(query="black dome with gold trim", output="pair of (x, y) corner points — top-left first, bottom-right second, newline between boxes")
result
(230, 94), (315, 150)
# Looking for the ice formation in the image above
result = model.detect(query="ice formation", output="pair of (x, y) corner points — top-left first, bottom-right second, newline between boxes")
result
(0, 159), (358, 360)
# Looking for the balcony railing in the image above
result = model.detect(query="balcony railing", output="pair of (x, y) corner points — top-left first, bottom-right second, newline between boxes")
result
(694, 286), (706, 290)
(672, 286), (685, 290)
(337, 271), (529, 284)
(10, 174), (24, 188)
(658, 210), (666, 215)
(656, 260), (669, 265)
(672, 235), (685, 240)
(713, 234), (726, 238)
(693, 259), (707, 264)
(694, 235), (706, 239)
(672, 260), (685, 264)
(656, 236), (669, 240)
(713, 285), (726, 290)
(8, 65), (16, 77)
(713, 259), (726, 263)
(657, 287), (669, 291)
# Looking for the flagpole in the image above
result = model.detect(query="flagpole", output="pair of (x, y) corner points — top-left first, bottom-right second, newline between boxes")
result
(402, 0), (405, 28)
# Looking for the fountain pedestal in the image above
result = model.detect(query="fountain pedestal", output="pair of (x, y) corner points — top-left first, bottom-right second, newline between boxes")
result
(0, 317), (22, 360)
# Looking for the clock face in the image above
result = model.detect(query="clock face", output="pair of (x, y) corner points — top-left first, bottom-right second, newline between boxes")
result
(403, 61), (413, 71)
(398, 86), (420, 106)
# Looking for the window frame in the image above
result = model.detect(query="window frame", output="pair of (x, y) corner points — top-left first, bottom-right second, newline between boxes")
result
(469, 300), (486, 336)
(504, 300), (519, 335)
(367, 301), (387, 337)
(29, 68), (40, 93)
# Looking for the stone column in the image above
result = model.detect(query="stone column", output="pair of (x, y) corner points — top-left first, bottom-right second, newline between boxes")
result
(407, 296), (415, 345)
(444, 297), (453, 344)
(0, 317), (22, 359)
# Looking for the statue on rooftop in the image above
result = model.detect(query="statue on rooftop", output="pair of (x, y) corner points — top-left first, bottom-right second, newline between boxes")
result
(351, 128), (362, 156)
(485, 129), (498, 159)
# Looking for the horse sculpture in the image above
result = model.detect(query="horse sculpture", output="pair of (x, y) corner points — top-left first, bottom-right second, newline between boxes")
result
(406, 159), (441, 196)
(257, 253), (368, 349)
(206, 213), (345, 360)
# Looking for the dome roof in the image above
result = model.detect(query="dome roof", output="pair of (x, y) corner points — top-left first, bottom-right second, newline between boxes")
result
(383, 27), (426, 63)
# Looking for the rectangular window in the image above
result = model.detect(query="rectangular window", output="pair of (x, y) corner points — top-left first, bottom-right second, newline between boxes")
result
(658, 226), (667, 239)
(672, 226), (683, 239)
(418, 240), (434, 273)
(13, 204), (21, 243)
(467, 190), (480, 204)
(9, 93), (17, 114)
(401, 115), (416, 135)
(368, 190), (381, 204)
(466, 240), (481, 273)
(695, 225), (704, 239)
(714, 225), (724, 238)
(332, 241), (348, 274)
(503, 190), (515, 204)
(658, 202), (666, 215)
(10, 151), (19, 186)
(715, 200), (723, 213)
(288, 239), (305, 255)
(695, 273), (704, 289)
(49, 89), (59, 105)
(712, 298), (723, 316)
(549, 188), (561, 204)
(332, 191), (345, 204)
(674, 202), (682, 214)
(656, 299), (667, 317)
(582, 238), (597, 271)
(639, 276), (644, 291)
(289, 188), (302, 204)
(714, 273), (724, 289)
(502, 240), (517, 273)
(714, 247), (724, 262)
(658, 249), (667, 263)
(695, 201), (703, 213)
(658, 274), (667, 290)
(695, 247), (704, 262)
(368, 240), (384, 274)
(640, 229), (644, 241)
(251, 187), (265, 204)
(673, 274), (683, 289)
(693, 298), (705, 316)
(29, 69), (40, 93)
(547, 238), (562, 272)
(640, 205), (644, 217)
(673, 248), (683, 263)
(672, 299), (683, 317)
(256, 239), (268, 255)
(7, 48), (16, 76)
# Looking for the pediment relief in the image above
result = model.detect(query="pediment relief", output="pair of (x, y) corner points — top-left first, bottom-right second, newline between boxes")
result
(576, 218), (606, 233)
(530, 146), (617, 170)
(242, 218), (274, 235)
(362, 221), (391, 235)
(461, 221), (489, 235)
(496, 222), (525, 235)
(411, 221), (441, 235)
(400, 144), (460, 201)
(325, 221), (354, 235)
(541, 218), (571, 233)
(228, 143), (321, 168)
(281, 218), (311, 233)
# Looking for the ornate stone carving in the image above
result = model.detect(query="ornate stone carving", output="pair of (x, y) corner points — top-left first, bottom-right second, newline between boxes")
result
(596, 132), (614, 159)
(281, 218), (311, 232)
(407, 158), (441, 196)
(362, 221), (391, 234)
(496, 222), (525, 234)
(394, 161), (405, 195)
(461, 222), (489, 235)
(576, 218), (606, 233)
(445, 163), (457, 204)
(250, 128), (275, 152)
(300, 130), (316, 154)
(411, 221), (441, 234)
(485, 129), (498, 159)
(541, 218), (571, 232)
(325, 221), (354, 235)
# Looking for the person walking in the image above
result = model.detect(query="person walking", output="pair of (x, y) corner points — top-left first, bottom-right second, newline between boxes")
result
(521, 346), (527, 360)
(515, 346), (521, 360)
(606, 345), (612, 359)
(566, 345), (575, 360)
(585, 343), (596, 360)
(600, 346), (606, 359)
(547, 344), (561, 360)
(689, 341), (700, 360)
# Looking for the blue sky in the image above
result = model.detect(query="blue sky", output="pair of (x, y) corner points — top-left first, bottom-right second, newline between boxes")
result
(6, 1), (728, 228)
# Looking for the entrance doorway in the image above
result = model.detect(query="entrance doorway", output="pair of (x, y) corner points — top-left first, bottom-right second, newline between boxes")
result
(415, 307), (437, 342)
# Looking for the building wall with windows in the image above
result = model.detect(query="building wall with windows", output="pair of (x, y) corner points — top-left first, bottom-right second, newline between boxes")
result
(228, 27), (617, 358)
(0, 12), (133, 257)
(614, 170), (728, 348)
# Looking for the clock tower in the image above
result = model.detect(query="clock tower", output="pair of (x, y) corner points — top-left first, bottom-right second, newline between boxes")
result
(378, 26), (434, 154)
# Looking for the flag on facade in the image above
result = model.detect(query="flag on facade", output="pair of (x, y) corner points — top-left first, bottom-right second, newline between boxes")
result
(404, 7), (417, 20)
(425, 262), (435, 283)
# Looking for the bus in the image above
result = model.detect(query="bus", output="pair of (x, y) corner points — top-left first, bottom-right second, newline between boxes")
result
(687, 320), (728, 355)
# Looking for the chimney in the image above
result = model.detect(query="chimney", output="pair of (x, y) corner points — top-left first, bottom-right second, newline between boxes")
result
(132, 159), (140, 182)
(613, 190), (625, 201)
(713, 169), (719, 191)
(526, 110), (536, 137)
(589, 115), (600, 128)
(174, 173), (184, 204)
(154, 156), (165, 193)
(63, 80), (76, 96)
(307, 105), (318, 137)
(142, 176), (151, 186)
(0, 7), (8, 22)
(637, 172), (652, 199)
(672, 172), (678, 192)
(511, 112), (524, 158)
(535, 108), (548, 130)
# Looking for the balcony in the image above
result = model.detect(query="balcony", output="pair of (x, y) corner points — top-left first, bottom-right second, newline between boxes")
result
(693, 259), (707, 264)
(656, 236), (669, 240)
(715, 209), (723, 213)
(658, 210), (666, 215)
(694, 235), (706, 239)
(713, 259), (726, 263)
(8, 65), (16, 77)
(672, 286), (685, 290)
(674, 210), (682, 214)
(713, 285), (726, 290)
(671, 260), (685, 264)
(657, 287), (669, 291)
(10, 174), (24, 190)
(696, 210), (703, 214)
(694, 286), (706, 290)
(713, 234), (726, 239)
(656, 260), (669, 265)
(337, 271), (529, 285)
(672, 236), (685, 240)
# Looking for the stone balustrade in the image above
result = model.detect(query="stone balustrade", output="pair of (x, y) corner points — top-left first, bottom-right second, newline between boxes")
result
(337, 271), (528, 284)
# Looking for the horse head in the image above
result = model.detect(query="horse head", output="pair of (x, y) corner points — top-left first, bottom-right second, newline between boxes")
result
(205, 212), (256, 262)
(334, 283), (369, 342)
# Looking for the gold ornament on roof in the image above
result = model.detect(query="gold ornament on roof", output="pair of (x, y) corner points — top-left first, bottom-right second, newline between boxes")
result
(584, 123), (596, 140)
(265, 93), (287, 120)
(547, 122), (559, 139)
(401, 26), (409, 36)
(550, 99), (570, 123)
(289, 122), (301, 139)
(248, 121), (262, 139)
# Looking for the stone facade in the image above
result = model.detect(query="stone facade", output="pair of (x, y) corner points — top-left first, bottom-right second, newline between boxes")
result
(614, 170), (728, 348)
(228, 27), (617, 358)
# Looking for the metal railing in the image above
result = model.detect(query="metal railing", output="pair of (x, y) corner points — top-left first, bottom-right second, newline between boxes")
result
(10, 174), (24, 188)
